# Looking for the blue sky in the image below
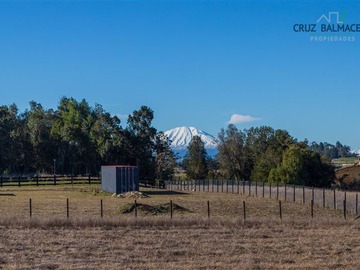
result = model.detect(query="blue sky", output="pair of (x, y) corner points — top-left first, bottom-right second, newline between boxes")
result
(1, 0), (360, 149)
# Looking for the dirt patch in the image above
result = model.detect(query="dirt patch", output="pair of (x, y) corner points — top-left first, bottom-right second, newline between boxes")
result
(122, 202), (191, 215)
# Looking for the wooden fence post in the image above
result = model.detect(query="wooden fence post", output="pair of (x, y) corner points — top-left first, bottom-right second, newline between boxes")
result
(88, 174), (91, 185)
(333, 190), (336, 210)
(242, 181), (245, 195)
(207, 201), (210, 220)
(243, 201), (246, 221)
(36, 175), (39, 186)
(255, 181), (258, 197)
(134, 200), (137, 218)
(269, 183), (272, 199)
(0, 175), (2, 187)
(170, 200), (173, 219)
(343, 199), (347, 220)
(248, 181), (251, 196)
(284, 184), (287, 202)
(279, 200), (282, 220)
(276, 183), (279, 200)
(237, 180), (240, 194)
(54, 175), (57, 186)
(66, 198), (69, 218)
(29, 198), (32, 218)
(356, 194), (358, 215)
(311, 200), (314, 219)
(100, 199), (103, 218)
(323, 188), (325, 208)
(18, 176), (21, 187)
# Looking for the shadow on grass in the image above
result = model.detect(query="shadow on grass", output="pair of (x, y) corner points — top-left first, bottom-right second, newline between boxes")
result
(0, 193), (16, 196)
(142, 190), (190, 196)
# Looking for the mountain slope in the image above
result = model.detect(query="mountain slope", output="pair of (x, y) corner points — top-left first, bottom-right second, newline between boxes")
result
(164, 126), (218, 150)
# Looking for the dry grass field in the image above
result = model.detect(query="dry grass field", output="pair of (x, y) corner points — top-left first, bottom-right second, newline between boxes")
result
(1, 186), (360, 269)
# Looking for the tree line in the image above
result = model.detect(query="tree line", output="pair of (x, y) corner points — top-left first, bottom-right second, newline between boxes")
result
(0, 98), (176, 182)
(0, 98), (353, 187)
(183, 125), (351, 188)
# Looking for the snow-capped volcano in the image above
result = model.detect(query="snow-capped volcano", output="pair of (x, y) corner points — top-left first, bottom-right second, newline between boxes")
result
(164, 126), (218, 149)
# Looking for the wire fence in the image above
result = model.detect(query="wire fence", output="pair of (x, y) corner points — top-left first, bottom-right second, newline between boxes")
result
(165, 179), (359, 215)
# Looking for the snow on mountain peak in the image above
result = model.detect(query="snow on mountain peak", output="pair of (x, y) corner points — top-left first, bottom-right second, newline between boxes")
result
(164, 126), (218, 149)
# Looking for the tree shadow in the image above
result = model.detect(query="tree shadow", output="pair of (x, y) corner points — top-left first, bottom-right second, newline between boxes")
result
(141, 190), (190, 196)
(0, 193), (16, 196)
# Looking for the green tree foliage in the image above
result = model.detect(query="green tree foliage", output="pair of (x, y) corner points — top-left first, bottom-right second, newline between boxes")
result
(217, 125), (294, 181)
(0, 104), (33, 174)
(183, 135), (208, 180)
(251, 129), (294, 181)
(51, 97), (99, 175)
(309, 141), (353, 159)
(0, 98), (176, 182)
(217, 125), (250, 180)
(27, 101), (57, 173)
(154, 132), (177, 180)
(268, 143), (335, 187)
(126, 106), (157, 183)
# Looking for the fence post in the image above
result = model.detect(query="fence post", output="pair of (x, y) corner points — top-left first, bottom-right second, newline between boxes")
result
(276, 183), (279, 200)
(279, 200), (282, 220)
(237, 180), (240, 194)
(18, 176), (21, 187)
(170, 200), (173, 219)
(311, 200), (314, 219)
(343, 199), (347, 220)
(243, 181), (245, 195)
(54, 175), (57, 186)
(243, 201), (246, 221)
(29, 198), (32, 218)
(356, 194), (358, 215)
(226, 180), (229, 193)
(100, 199), (103, 218)
(0, 175), (2, 187)
(88, 174), (91, 185)
(333, 190), (336, 210)
(269, 183), (272, 199)
(284, 184), (287, 202)
(207, 201), (210, 220)
(36, 175), (39, 186)
(221, 179), (224, 193)
(66, 198), (69, 218)
(232, 180), (234, 194)
(323, 188), (325, 208)
(248, 181), (251, 196)
(134, 200), (137, 218)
